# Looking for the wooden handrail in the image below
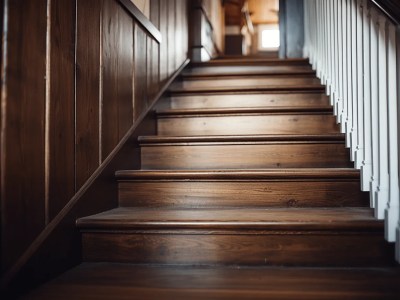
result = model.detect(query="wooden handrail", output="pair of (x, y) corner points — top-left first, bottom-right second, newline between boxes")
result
(118, 0), (162, 43)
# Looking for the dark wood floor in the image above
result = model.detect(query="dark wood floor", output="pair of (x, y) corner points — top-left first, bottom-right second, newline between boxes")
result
(22, 263), (400, 300)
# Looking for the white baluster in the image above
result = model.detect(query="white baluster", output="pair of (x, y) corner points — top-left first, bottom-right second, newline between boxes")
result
(350, 0), (358, 160)
(361, 0), (372, 192)
(375, 14), (389, 219)
(355, 0), (365, 169)
(345, 0), (352, 146)
(370, 8), (379, 208)
(341, 0), (348, 132)
(385, 22), (399, 242)
(337, 0), (344, 123)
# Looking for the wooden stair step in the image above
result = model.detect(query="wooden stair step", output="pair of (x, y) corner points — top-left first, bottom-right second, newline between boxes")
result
(190, 58), (310, 67)
(77, 207), (394, 267)
(168, 85), (326, 95)
(156, 107), (338, 136)
(138, 134), (353, 169)
(170, 92), (330, 109)
(175, 75), (320, 89)
(116, 169), (368, 208)
(22, 263), (400, 300)
(182, 66), (315, 77)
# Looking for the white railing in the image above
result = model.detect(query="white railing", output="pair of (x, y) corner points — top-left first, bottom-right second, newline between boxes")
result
(304, 0), (400, 262)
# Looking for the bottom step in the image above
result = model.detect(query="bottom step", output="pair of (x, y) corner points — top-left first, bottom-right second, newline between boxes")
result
(77, 207), (394, 267)
(23, 263), (400, 299)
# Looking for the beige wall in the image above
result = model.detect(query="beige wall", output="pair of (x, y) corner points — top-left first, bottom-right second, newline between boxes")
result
(131, 0), (150, 18)
(202, 0), (225, 53)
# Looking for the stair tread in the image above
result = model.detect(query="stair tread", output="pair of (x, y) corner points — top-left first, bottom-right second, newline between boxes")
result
(190, 58), (310, 66)
(116, 168), (361, 180)
(77, 207), (381, 231)
(156, 106), (333, 116)
(138, 134), (346, 144)
(23, 263), (400, 300)
(181, 70), (316, 79)
(168, 85), (325, 94)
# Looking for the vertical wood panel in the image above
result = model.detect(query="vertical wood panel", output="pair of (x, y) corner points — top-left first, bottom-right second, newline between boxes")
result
(134, 24), (147, 119)
(76, 0), (101, 189)
(150, 0), (160, 29)
(159, 0), (168, 83)
(48, 0), (76, 220)
(117, 7), (134, 139)
(168, 0), (176, 75)
(1, 0), (47, 271)
(102, 0), (134, 160)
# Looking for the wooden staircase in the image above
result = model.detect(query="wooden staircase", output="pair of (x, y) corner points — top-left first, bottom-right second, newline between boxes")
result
(23, 58), (400, 299)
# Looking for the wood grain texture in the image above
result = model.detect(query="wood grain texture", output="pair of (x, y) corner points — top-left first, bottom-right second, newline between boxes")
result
(159, 0), (168, 83)
(134, 24), (148, 119)
(140, 143), (353, 169)
(1, 0), (47, 272)
(76, 0), (101, 189)
(81, 231), (394, 267)
(22, 263), (400, 300)
(118, 180), (368, 208)
(102, 0), (134, 160)
(168, 0), (176, 76)
(48, 0), (76, 220)
(169, 93), (330, 109)
(157, 113), (339, 136)
(191, 58), (310, 67)
(173, 76), (322, 89)
(182, 65), (314, 76)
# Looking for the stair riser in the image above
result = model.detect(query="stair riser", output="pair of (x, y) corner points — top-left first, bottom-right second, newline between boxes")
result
(170, 93), (330, 109)
(82, 232), (394, 267)
(183, 65), (313, 75)
(118, 181), (368, 208)
(140, 143), (353, 169)
(158, 115), (340, 136)
(173, 77), (321, 89)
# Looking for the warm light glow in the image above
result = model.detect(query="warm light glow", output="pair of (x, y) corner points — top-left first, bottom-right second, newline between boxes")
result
(261, 29), (280, 49)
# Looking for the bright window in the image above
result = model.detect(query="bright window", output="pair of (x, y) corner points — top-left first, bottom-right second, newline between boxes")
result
(258, 25), (280, 50)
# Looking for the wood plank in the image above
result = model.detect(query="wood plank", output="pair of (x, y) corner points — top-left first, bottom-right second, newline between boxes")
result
(150, 0), (160, 29)
(167, 0), (176, 75)
(1, 0), (47, 272)
(157, 113), (340, 136)
(169, 93), (330, 109)
(172, 76), (322, 89)
(118, 180), (368, 208)
(140, 143), (353, 169)
(191, 58), (310, 67)
(81, 232), (394, 267)
(21, 263), (400, 300)
(183, 65), (314, 76)
(78, 207), (380, 229)
(48, 0), (76, 220)
(159, 0), (168, 83)
(101, 0), (134, 160)
(134, 24), (147, 119)
(76, 0), (101, 189)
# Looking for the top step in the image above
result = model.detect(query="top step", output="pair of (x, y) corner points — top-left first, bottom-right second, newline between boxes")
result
(190, 58), (310, 67)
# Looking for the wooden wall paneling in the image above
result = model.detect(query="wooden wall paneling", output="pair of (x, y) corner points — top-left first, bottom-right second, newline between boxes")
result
(152, 39), (160, 94)
(159, 0), (168, 83)
(116, 6), (134, 139)
(168, 0), (176, 75)
(175, 0), (183, 68)
(1, 0), (47, 272)
(134, 24), (148, 119)
(101, 0), (134, 161)
(75, 0), (101, 189)
(48, 0), (76, 221)
(150, 0), (160, 29)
